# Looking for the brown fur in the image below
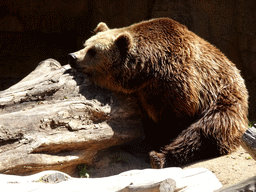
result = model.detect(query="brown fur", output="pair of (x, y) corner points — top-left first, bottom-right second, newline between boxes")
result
(69, 18), (248, 168)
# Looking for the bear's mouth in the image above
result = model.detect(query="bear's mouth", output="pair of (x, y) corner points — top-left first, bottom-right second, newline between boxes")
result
(70, 65), (92, 77)
(84, 72), (93, 78)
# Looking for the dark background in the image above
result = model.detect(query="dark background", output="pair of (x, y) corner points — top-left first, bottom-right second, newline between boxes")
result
(0, 0), (255, 120)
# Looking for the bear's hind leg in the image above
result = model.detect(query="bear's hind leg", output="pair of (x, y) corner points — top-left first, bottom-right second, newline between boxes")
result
(150, 123), (205, 168)
(150, 103), (248, 168)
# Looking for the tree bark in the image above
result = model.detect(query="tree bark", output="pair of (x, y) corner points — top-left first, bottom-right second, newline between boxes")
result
(0, 168), (223, 192)
(241, 126), (256, 161)
(0, 59), (143, 176)
(215, 175), (256, 192)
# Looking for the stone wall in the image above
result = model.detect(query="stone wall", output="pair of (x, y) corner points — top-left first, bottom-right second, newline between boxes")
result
(0, 0), (255, 119)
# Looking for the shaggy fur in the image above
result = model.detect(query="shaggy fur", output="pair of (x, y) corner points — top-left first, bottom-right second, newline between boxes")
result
(69, 18), (248, 168)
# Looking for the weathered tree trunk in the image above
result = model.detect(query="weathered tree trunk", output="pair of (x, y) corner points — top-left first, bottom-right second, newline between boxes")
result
(215, 175), (256, 192)
(0, 59), (143, 176)
(241, 126), (256, 161)
(0, 168), (223, 192)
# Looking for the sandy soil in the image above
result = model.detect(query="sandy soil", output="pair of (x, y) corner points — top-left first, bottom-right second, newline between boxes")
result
(89, 146), (256, 188)
(184, 146), (256, 187)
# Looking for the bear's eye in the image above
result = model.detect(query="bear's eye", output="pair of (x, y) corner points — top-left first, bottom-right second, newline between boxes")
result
(87, 48), (97, 57)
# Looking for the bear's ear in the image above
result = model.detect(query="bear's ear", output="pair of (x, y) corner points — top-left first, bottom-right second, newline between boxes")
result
(94, 22), (109, 33)
(115, 32), (133, 56)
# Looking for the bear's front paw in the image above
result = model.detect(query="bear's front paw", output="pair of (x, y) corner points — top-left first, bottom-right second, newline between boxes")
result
(149, 151), (166, 169)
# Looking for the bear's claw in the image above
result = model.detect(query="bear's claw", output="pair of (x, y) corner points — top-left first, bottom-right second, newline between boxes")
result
(149, 151), (166, 169)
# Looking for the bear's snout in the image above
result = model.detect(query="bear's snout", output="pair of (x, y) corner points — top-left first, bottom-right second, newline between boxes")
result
(68, 53), (77, 66)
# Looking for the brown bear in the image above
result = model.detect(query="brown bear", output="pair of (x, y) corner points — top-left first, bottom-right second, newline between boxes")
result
(68, 18), (248, 168)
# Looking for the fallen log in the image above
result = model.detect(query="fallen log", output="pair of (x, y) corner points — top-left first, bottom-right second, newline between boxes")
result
(221, 126), (256, 191)
(0, 59), (143, 176)
(215, 175), (256, 192)
(241, 126), (256, 161)
(0, 167), (222, 192)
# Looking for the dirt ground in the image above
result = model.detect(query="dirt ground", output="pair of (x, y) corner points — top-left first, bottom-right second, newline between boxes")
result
(88, 146), (256, 188)
(184, 146), (256, 186)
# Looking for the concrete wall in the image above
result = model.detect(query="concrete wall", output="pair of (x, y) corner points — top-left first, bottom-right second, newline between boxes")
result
(0, 0), (255, 120)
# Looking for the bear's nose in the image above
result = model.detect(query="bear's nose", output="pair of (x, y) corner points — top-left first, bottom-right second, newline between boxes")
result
(68, 53), (77, 66)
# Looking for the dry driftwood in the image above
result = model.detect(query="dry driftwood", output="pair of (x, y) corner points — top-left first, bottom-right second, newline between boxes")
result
(215, 175), (256, 192)
(241, 126), (256, 161)
(217, 127), (256, 191)
(0, 59), (143, 176)
(0, 167), (222, 192)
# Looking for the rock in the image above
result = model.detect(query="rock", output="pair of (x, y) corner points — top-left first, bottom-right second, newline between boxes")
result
(0, 59), (143, 176)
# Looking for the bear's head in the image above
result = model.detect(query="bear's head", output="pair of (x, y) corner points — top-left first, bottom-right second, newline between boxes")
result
(69, 18), (188, 94)
(68, 22), (139, 93)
